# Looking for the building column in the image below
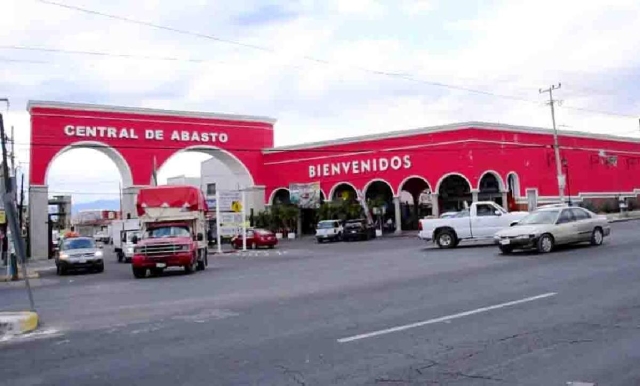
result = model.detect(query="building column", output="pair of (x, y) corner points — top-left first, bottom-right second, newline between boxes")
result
(501, 190), (509, 210)
(122, 186), (141, 219)
(29, 185), (48, 260)
(430, 193), (439, 217)
(471, 189), (479, 203)
(393, 196), (402, 234)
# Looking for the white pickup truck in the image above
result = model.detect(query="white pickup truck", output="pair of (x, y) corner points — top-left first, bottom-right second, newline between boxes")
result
(419, 201), (529, 248)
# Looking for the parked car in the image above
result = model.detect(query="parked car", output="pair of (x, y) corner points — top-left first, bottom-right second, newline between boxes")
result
(232, 228), (278, 249)
(419, 201), (529, 249)
(316, 220), (344, 243)
(494, 205), (610, 254)
(343, 219), (377, 241)
(56, 236), (104, 275)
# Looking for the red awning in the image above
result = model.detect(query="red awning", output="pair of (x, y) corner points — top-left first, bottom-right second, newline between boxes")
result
(136, 186), (208, 216)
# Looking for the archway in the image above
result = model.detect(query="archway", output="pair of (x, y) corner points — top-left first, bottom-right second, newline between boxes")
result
(437, 173), (472, 214)
(364, 179), (394, 231)
(28, 100), (274, 260)
(398, 176), (432, 229)
(330, 182), (358, 202)
(270, 188), (291, 205)
(42, 145), (128, 257)
(506, 172), (521, 211)
(478, 171), (504, 206)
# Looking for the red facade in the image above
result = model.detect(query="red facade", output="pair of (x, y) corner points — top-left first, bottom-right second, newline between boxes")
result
(28, 101), (640, 209)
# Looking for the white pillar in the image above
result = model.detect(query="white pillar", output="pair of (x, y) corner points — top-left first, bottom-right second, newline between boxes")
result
(28, 185), (48, 260)
(501, 190), (509, 210)
(122, 186), (141, 219)
(393, 196), (402, 234)
(431, 193), (439, 217)
(471, 189), (479, 203)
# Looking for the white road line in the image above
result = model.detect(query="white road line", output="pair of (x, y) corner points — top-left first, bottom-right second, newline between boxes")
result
(337, 292), (557, 343)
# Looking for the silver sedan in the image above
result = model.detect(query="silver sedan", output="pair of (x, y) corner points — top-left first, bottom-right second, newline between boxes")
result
(494, 206), (610, 254)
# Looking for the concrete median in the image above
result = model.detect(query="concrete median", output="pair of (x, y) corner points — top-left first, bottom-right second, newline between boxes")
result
(0, 311), (39, 338)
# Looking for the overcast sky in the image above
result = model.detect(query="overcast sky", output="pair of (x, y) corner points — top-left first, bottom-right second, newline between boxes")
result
(2, 0), (640, 205)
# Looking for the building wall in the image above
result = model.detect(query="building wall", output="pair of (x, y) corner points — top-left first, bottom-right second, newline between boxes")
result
(261, 124), (640, 205)
(166, 175), (201, 188)
(200, 157), (249, 193)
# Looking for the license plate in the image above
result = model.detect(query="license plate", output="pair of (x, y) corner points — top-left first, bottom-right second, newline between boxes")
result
(500, 239), (511, 245)
(156, 263), (166, 268)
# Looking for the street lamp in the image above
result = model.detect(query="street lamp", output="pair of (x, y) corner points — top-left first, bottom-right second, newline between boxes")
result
(562, 158), (571, 206)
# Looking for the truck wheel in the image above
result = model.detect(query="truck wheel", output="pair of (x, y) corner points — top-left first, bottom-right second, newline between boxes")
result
(132, 267), (147, 279)
(197, 250), (206, 271)
(184, 254), (197, 274)
(204, 249), (209, 267)
(150, 268), (163, 277)
(436, 230), (456, 249)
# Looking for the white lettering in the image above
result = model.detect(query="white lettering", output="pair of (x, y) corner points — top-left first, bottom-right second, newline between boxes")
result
(85, 126), (96, 137)
(107, 127), (117, 138)
(323, 164), (329, 176)
(155, 130), (163, 140)
(171, 131), (180, 141)
(361, 160), (371, 173)
(64, 125), (74, 136)
(145, 129), (155, 139)
(181, 131), (190, 141)
(200, 133), (209, 142)
(219, 133), (228, 143)
(209, 133), (219, 142)
(403, 155), (411, 168)
(130, 129), (138, 139)
(341, 162), (351, 174)
(379, 158), (389, 171)
(97, 126), (107, 137)
(331, 164), (340, 175)
(119, 128), (129, 139)
(352, 161), (360, 174)
(191, 132), (201, 141)
(391, 156), (402, 170)
(76, 126), (86, 136)
(309, 165), (316, 178)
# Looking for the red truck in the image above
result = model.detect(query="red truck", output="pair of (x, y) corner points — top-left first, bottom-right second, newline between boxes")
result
(130, 185), (209, 279)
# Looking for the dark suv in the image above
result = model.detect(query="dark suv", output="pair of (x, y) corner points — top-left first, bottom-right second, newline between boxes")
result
(343, 219), (377, 241)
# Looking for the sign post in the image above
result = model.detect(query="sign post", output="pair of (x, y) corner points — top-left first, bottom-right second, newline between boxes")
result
(215, 190), (222, 254)
(241, 190), (247, 251)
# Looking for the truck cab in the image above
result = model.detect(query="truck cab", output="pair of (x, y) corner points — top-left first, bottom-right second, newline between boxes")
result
(130, 186), (209, 279)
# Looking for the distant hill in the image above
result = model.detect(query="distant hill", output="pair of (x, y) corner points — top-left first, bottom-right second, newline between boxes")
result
(72, 199), (120, 215)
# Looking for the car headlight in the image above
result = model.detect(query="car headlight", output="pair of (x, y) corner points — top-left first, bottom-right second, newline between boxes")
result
(95, 250), (103, 257)
(177, 245), (190, 251)
(59, 253), (69, 260)
(515, 234), (535, 240)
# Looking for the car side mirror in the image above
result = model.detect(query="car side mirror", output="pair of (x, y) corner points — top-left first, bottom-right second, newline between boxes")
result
(131, 235), (138, 244)
(494, 210), (502, 216)
(197, 233), (204, 241)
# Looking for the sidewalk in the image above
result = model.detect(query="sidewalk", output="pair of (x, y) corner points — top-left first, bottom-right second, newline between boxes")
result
(606, 210), (640, 223)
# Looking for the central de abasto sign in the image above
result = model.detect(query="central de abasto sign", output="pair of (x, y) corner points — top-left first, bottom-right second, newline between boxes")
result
(308, 155), (412, 178)
(63, 125), (229, 143)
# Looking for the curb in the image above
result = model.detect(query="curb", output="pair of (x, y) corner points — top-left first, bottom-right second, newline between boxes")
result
(0, 272), (40, 282)
(0, 311), (39, 338)
(608, 217), (640, 223)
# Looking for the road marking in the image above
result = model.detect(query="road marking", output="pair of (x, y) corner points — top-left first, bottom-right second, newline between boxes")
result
(567, 382), (595, 386)
(337, 292), (557, 343)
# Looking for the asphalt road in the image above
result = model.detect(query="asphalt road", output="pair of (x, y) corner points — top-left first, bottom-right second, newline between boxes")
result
(2, 223), (640, 385)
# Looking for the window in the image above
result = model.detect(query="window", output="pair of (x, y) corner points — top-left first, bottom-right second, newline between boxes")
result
(570, 208), (591, 221)
(476, 204), (499, 217)
(62, 238), (95, 250)
(146, 226), (190, 238)
(206, 183), (216, 196)
(556, 209), (575, 224)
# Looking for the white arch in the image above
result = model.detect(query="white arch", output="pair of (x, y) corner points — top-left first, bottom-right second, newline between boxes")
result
(506, 171), (521, 197)
(268, 187), (290, 205)
(155, 145), (254, 187)
(435, 172), (473, 193)
(397, 175), (432, 197)
(477, 170), (505, 191)
(328, 181), (358, 201)
(44, 141), (133, 187)
(363, 178), (394, 198)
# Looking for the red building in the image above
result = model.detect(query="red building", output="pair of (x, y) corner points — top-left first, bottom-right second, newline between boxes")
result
(28, 101), (640, 257)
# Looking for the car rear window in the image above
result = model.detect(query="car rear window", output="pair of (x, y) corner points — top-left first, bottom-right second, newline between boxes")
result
(318, 222), (335, 229)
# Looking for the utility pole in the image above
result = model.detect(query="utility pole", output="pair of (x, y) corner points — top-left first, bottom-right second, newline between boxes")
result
(19, 174), (24, 233)
(539, 83), (565, 203)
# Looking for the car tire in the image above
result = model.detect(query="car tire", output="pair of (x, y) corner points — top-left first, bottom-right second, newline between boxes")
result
(436, 230), (456, 249)
(197, 250), (206, 271)
(590, 227), (604, 246)
(117, 251), (123, 263)
(56, 265), (65, 276)
(268, 245), (274, 249)
(95, 264), (104, 273)
(185, 254), (197, 274)
(150, 268), (163, 277)
(132, 267), (147, 279)
(499, 245), (514, 255)
(537, 234), (554, 253)
(204, 249), (209, 267)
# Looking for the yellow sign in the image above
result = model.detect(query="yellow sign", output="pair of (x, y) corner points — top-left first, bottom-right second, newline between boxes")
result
(0, 210), (5, 224)
(231, 201), (243, 213)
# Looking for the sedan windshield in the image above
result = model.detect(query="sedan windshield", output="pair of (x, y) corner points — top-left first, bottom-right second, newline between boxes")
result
(518, 210), (560, 225)
(62, 238), (95, 250)
(146, 226), (190, 238)
(318, 222), (335, 229)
